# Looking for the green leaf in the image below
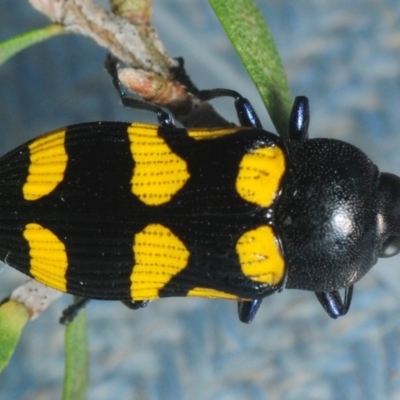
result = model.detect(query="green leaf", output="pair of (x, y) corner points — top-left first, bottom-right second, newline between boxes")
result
(62, 301), (89, 400)
(0, 300), (30, 373)
(0, 24), (65, 67)
(209, 0), (291, 139)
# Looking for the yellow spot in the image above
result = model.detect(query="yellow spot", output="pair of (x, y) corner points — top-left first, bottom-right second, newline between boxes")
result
(236, 145), (285, 207)
(131, 223), (189, 299)
(128, 123), (190, 205)
(23, 130), (68, 201)
(187, 126), (248, 140)
(187, 287), (239, 300)
(236, 226), (285, 285)
(23, 223), (68, 292)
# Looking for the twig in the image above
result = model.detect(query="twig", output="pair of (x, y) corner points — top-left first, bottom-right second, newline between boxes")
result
(28, 0), (230, 127)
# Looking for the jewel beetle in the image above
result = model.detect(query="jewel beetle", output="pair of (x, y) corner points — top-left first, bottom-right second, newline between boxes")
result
(2, 55), (400, 324)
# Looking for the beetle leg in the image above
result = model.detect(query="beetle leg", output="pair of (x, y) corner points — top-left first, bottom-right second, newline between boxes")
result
(171, 57), (200, 95)
(237, 299), (263, 323)
(314, 286), (353, 318)
(60, 297), (90, 325)
(198, 89), (262, 129)
(121, 300), (149, 310)
(104, 54), (174, 128)
(288, 96), (310, 140)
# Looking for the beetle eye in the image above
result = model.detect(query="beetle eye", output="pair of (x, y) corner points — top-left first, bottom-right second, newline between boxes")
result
(377, 173), (400, 258)
(379, 236), (400, 257)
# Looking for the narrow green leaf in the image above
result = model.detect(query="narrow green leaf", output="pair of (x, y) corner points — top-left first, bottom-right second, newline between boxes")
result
(0, 300), (30, 373)
(62, 301), (89, 400)
(0, 24), (65, 67)
(209, 0), (291, 138)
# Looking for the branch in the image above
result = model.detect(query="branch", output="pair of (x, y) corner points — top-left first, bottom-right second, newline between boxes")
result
(28, 0), (230, 127)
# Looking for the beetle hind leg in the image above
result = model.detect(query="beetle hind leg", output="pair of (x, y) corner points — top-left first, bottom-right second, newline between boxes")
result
(121, 300), (149, 310)
(197, 88), (262, 129)
(60, 297), (90, 325)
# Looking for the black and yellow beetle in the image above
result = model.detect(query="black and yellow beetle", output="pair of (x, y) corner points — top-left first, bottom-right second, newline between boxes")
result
(2, 55), (400, 324)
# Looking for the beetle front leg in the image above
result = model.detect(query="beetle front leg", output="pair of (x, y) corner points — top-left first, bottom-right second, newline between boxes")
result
(288, 96), (310, 140)
(237, 299), (263, 323)
(314, 286), (353, 318)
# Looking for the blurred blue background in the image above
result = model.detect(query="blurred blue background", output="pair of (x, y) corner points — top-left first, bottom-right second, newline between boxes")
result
(2, 1), (400, 399)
